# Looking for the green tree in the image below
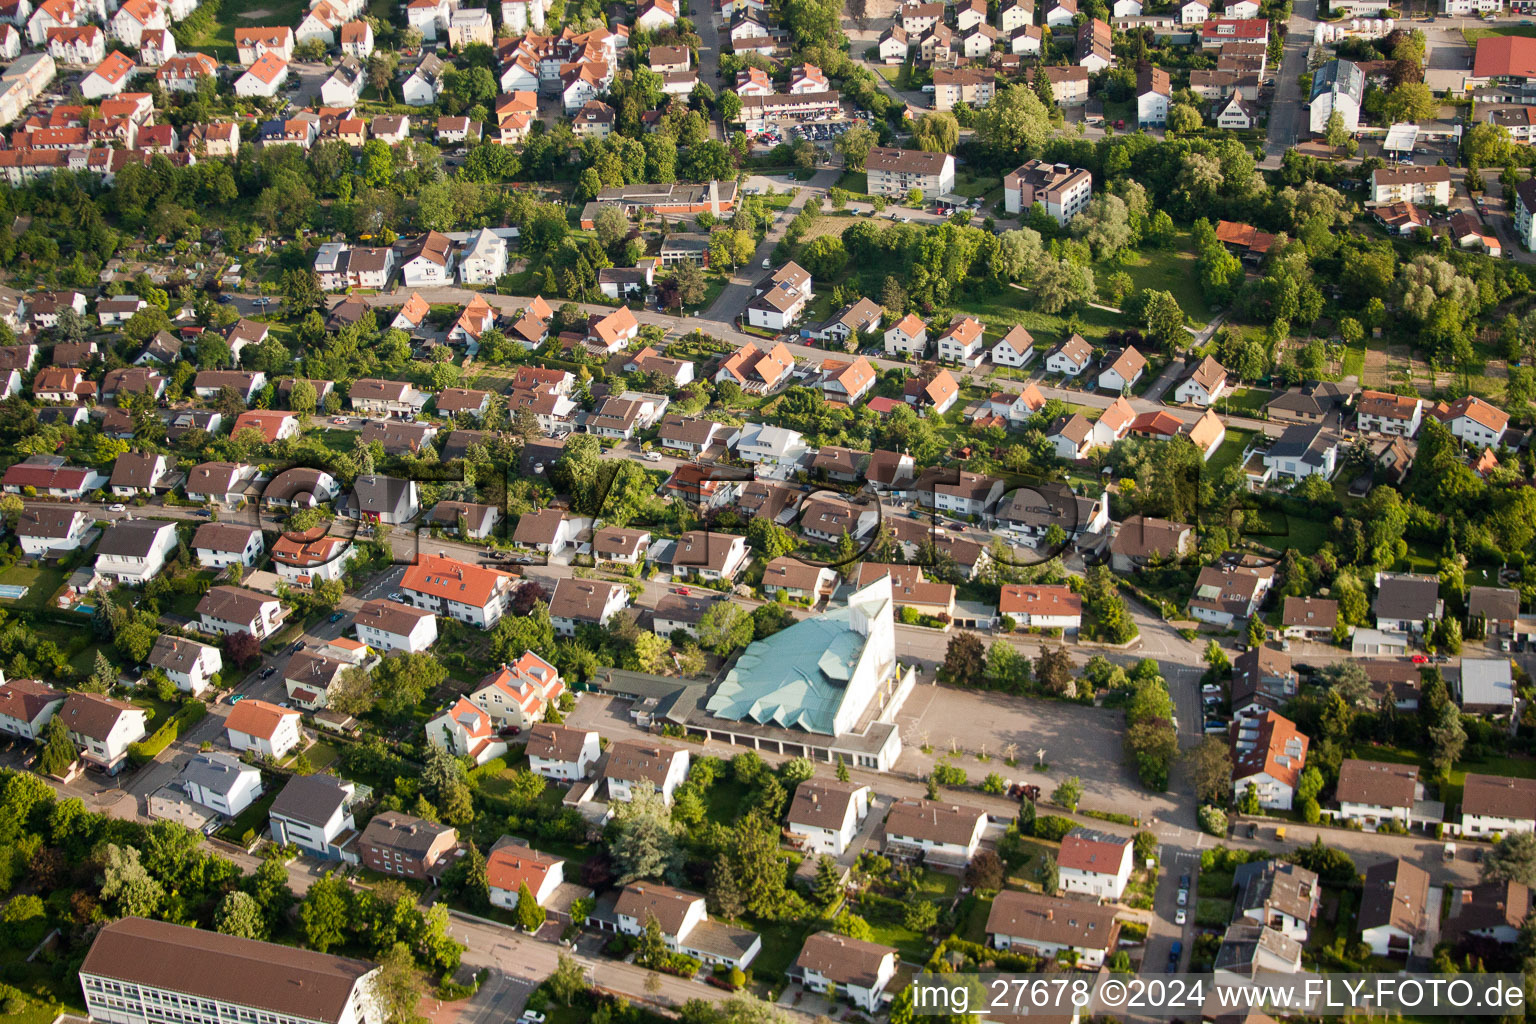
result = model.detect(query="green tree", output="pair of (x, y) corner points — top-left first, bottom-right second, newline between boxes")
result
(1138, 290), (1187, 350)
(514, 882), (546, 933)
(37, 717), (77, 777)
(1051, 776), (1082, 812)
(1427, 701), (1466, 777)
(1323, 109), (1349, 156)
(372, 942), (424, 1024)
(940, 632), (987, 687)
(213, 891), (266, 939)
(811, 855), (841, 908)
(607, 781), (680, 883)
(1166, 102), (1202, 133)
(697, 601), (754, 656)
(1482, 832), (1536, 886)
(1185, 736), (1232, 806)
(299, 873), (351, 953)
(548, 952), (586, 1006)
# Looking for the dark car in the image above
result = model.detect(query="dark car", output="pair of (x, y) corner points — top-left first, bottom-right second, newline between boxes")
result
(498, 725), (522, 737)
(1179, 874), (1191, 889)
(194, 509), (212, 517)
(329, 612), (345, 623)
(291, 641), (305, 653)
(259, 667), (276, 679)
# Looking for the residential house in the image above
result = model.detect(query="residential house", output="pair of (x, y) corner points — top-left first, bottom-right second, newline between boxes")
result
(884, 798), (988, 866)
(746, 262), (813, 331)
(1281, 596), (1338, 640)
(1230, 710), (1309, 811)
(15, 504), (90, 555)
(1189, 560), (1274, 626)
(991, 325), (1037, 366)
(268, 773), (357, 859)
(1236, 860), (1320, 943)
(1137, 63), (1171, 125)
(1046, 333), (1093, 376)
(1373, 572), (1442, 634)
(147, 634), (221, 696)
(354, 599), (438, 654)
(1058, 828), (1134, 900)
(549, 578), (630, 636)
(1047, 412), (1094, 460)
(59, 691), (146, 774)
(468, 651), (564, 731)
(2, 457), (106, 498)
(986, 890), (1120, 967)
(790, 933), (898, 1013)
(225, 699), (303, 760)
(185, 461), (262, 505)
(902, 369), (959, 416)
(1359, 859), (1428, 957)
(999, 584), (1082, 633)
(235, 52), (287, 97)
(400, 554), (517, 629)
(526, 723), (601, 781)
(1176, 355), (1229, 406)
(359, 811), (459, 882)
(197, 586), (287, 640)
(1370, 165), (1453, 205)
(94, 519), (178, 584)
(346, 474), (419, 526)
(177, 751), (263, 817)
(1335, 759), (1422, 830)
(1444, 880), (1531, 946)
(732, 422), (809, 465)
(612, 882), (760, 968)
(1098, 345), (1146, 393)
(428, 500), (502, 540)
(0, 678), (63, 740)
(427, 698), (507, 765)
(1231, 645), (1298, 717)
(883, 313), (929, 358)
(1356, 389), (1424, 436)
(936, 317), (986, 366)
(604, 739), (690, 803)
(349, 378), (429, 418)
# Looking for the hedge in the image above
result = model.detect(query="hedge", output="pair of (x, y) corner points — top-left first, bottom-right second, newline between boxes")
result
(129, 701), (208, 765)
(1030, 814), (1077, 842)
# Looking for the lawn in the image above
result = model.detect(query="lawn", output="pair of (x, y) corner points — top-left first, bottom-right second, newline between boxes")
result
(0, 562), (70, 612)
(218, 787), (278, 843)
(178, 0), (309, 60)
(1216, 386), (1273, 416)
(981, 288), (1129, 343)
(1340, 342), (1366, 381)
(1463, 24), (1536, 45)
(955, 893), (994, 944)
(1106, 238), (1212, 327)
(1206, 427), (1256, 476)
(737, 918), (816, 982)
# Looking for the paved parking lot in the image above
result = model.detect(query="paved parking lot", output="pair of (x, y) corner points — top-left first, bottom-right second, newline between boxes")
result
(891, 682), (1181, 818)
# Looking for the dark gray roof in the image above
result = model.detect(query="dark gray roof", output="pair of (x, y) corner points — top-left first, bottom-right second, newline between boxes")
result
(1310, 58), (1363, 105)
(1372, 573), (1441, 621)
(348, 474), (415, 517)
(270, 773), (351, 827)
(180, 751), (258, 800)
(1266, 423), (1337, 469)
(96, 519), (173, 557)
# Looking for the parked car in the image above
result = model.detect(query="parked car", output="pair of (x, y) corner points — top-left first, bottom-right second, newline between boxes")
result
(329, 612), (345, 623)
(1175, 909), (1187, 925)
(291, 640), (306, 653)
(641, 451), (663, 462)
(259, 667), (276, 679)
(109, 503), (126, 513)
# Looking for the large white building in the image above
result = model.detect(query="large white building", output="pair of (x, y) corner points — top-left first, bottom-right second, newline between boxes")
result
(1308, 59), (1363, 134)
(79, 918), (382, 1024)
(1003, 159), (1092, 222)
(865, 147), (955, 199)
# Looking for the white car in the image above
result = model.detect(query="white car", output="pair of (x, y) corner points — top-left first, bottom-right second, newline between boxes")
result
(761, 258), (771, 268)
(109, 503), (126, 512)
(1177, 889), (1188, 907)
(1175, 909), (1187, 925)
(641, 452), (663, 462)
(518, 1014), (546, 1024)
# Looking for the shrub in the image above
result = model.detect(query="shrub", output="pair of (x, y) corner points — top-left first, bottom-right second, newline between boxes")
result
(1032, 815), (1077, 842)
(1198, 805), (1227, 836)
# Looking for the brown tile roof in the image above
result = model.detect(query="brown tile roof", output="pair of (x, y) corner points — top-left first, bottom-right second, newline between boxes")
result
(985, 890), (1119, 950)
(524, 722), (597, 763)
(1462, 773), (1536, 822)
(604, 739), (685, 787)
(59, 691), (141, 740)
(1335, 759), (1418, 809)
(79, 917), (374, 1024)
(615, 882), (700, 935)
(788, 779), (868, 831)
(794, 932), (896, 988)
(1358, 858), (1428, 937)
(885, 797), (986, 846)
(355, 598), (434, 636)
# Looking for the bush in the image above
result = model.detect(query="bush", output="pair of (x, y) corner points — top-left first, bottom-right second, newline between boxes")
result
(1032, 815), (1077, 842)
(129, 701), (208, 764)
(1198, 805), (1227, 836)
(1299, 796), (1321, 824)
